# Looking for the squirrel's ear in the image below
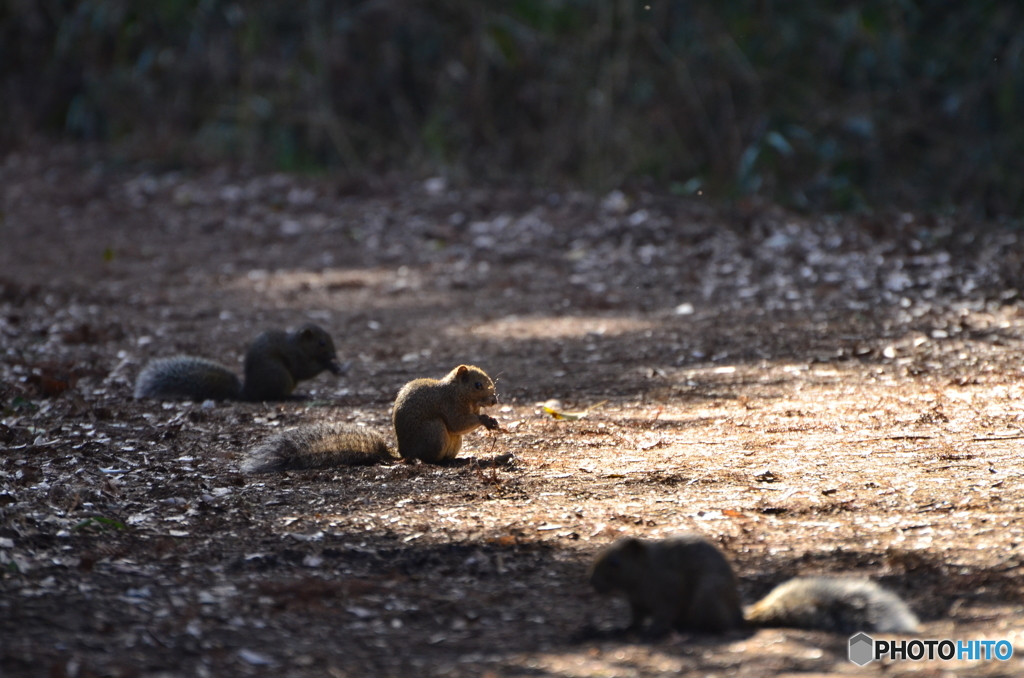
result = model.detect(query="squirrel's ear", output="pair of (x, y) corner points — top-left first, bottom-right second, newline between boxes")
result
(456, 365), (469, 377)
(300, 326), (316, 340)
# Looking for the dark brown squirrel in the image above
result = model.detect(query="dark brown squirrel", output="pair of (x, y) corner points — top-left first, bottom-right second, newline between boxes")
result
(589, 533), (920, 637)
(134, 324), (343, 401)
(242, 364), (501, 472)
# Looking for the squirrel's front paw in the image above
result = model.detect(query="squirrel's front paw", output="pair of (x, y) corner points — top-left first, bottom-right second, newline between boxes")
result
(480, 414), (500, 431)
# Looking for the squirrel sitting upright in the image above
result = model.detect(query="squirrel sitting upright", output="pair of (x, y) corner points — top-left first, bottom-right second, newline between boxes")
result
(242, 364), (501, 471)
(589, 533), (920, 637)
(134, 324), (342, 401)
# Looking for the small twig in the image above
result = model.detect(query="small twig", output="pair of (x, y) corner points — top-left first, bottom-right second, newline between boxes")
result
(971, 435), (1024, 442)
(848, 434), (1024, 444)
(673, 440), (728, 445)
(472, 459), (501, 487)
(849, 435), (935, 443)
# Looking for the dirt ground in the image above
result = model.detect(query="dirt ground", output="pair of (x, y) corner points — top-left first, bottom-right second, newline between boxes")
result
(2, 144), (1024, 677)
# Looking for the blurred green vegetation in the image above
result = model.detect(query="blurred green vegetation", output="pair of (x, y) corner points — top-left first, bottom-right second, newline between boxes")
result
(2, 1), (1023, 215)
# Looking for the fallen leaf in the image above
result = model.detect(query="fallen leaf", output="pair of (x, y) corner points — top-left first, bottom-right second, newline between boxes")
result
(542, 400), (608, 421)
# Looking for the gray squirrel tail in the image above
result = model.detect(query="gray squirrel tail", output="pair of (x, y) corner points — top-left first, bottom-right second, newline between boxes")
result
(744, 577), (920, 634)
(242, 423), (394, 473)
(134, 356), (242, 401)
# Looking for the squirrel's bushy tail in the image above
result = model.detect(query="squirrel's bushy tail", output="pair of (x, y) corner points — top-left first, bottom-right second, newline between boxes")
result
(134, 356), (242, 401)
(242, 423), (394, 473)
(745, 576), (920, 634)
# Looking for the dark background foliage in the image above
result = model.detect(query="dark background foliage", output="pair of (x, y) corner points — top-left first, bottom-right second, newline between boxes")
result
(3, 0), (1023, 216)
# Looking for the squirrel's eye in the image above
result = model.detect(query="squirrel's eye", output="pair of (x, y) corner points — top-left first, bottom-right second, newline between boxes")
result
(319, 340), (326, 347)
(475, 381), (483, 389)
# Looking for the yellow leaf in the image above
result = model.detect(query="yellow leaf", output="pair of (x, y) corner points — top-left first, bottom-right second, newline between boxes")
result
(542, 400), (608, 421)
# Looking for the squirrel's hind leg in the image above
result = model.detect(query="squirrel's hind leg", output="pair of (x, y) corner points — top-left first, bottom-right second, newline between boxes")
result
(398, 420), (453, 463)
(440, 433), (462, 461)
(685, 581), (744, 633)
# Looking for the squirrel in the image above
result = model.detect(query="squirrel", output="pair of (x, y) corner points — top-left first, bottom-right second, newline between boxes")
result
(391, 364), (499, 463)
(241, 364), (501, 471)
(134, 324), (342, 401)
(589, 533), (920, 637)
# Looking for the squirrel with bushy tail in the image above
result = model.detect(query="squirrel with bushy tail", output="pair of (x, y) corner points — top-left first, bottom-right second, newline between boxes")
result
(135, 323), (343, 402)
(590, 533), (920, 637)
(243, 364), (501, 470)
